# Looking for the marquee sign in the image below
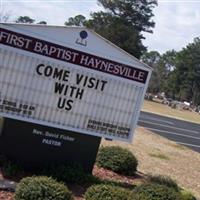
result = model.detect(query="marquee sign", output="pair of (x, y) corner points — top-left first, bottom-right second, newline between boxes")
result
(0, 25), (151, 142)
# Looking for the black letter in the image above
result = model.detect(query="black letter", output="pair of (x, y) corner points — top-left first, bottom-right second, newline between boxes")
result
(87, 77), (96, 88)
(76, 88), (84, 100)
(44, 65), (53, 77)
(65, 100), (73, 111)
(101, 80), (107, 91)
(53, 67), (63, 80)
(57, 97), (65, 109)
(55, 82), (65, 94)
(36, 64), (44, 75)
(76, 73), (84, 85)
(62, 70), (70, 82)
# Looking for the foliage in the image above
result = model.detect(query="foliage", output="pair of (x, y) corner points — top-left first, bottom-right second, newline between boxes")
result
(166, 38), (200, 105)
(0, 155), (23, 177)
(142, 37), (200, 106)
(146, 174), (179, 191)
(129, 184), (181, 200)
(0, 154), (24, 177)
(14, 176), (73, 200)
(0, 156), (99, 184)
(86, 12), (146, 59)
(37, 21), (47, 24)
(2, 161), (23, 177)
(97, 0), (157, 33)
(65, 14), (86, 26)
(85, 184), (131, 200)
(180, 189), (197, 200)
(39, 163), (100, 184)
(15, 16), (47, 24)
(0, 154), (7, 166)
(141, 50), (177, 94)
(15, 16), (35, 23)
(65, 0), (157, 58)
(141, 51), (161, 93)
(96, 146), (138, 176)
(0, 9), (11, 22)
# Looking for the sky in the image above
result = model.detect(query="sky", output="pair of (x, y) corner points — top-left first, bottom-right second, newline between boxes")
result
(1, 0), (200, 54)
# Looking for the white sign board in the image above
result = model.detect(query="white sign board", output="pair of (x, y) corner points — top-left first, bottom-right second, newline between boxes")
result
(0, 24), (151, 142)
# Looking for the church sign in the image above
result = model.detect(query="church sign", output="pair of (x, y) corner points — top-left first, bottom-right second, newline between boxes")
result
(0, 24), (151, 142)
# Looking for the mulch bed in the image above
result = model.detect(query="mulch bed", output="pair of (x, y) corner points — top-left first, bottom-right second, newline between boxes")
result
(0, 191), (14, 200)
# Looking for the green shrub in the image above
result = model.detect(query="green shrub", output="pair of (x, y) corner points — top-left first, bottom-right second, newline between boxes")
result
(0, 155), (24, 177)
(14, 176), (73, 200)
(180, 189), (197, 200)
(147, 174), (179, 191)
(96, 146), (138, 176)
(128, 184), (181, 200)
(0, 154), (7, 166)
(39, 163), (100, 184)
(85, 184), (131, 200)
(2, 161), (23, 177)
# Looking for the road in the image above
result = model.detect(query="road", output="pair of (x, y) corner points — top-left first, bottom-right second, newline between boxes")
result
(138, 111), (200, 153)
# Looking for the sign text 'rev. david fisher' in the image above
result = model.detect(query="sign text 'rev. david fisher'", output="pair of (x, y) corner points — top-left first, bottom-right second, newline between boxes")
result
(0, 28), (148, 83)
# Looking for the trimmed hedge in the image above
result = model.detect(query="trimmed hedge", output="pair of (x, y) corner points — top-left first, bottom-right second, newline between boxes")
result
(85, 184), (131, 200)
(96, 146), (138, 175)
(146, 174), (179, 191)
(14, 176), (73, 200)
(128, 184), (181, 200)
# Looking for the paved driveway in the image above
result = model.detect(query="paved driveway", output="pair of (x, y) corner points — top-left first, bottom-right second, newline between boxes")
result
(138, 111), (200, 153)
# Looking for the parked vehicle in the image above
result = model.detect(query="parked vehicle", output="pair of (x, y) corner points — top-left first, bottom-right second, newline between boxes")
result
(161, 98), (173, 105)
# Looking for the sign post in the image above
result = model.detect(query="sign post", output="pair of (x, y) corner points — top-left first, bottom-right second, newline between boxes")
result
(0, 23), (152, 172)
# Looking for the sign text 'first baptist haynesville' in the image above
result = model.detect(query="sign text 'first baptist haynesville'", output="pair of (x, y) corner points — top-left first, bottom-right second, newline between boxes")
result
(0, 28), (148, 84)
